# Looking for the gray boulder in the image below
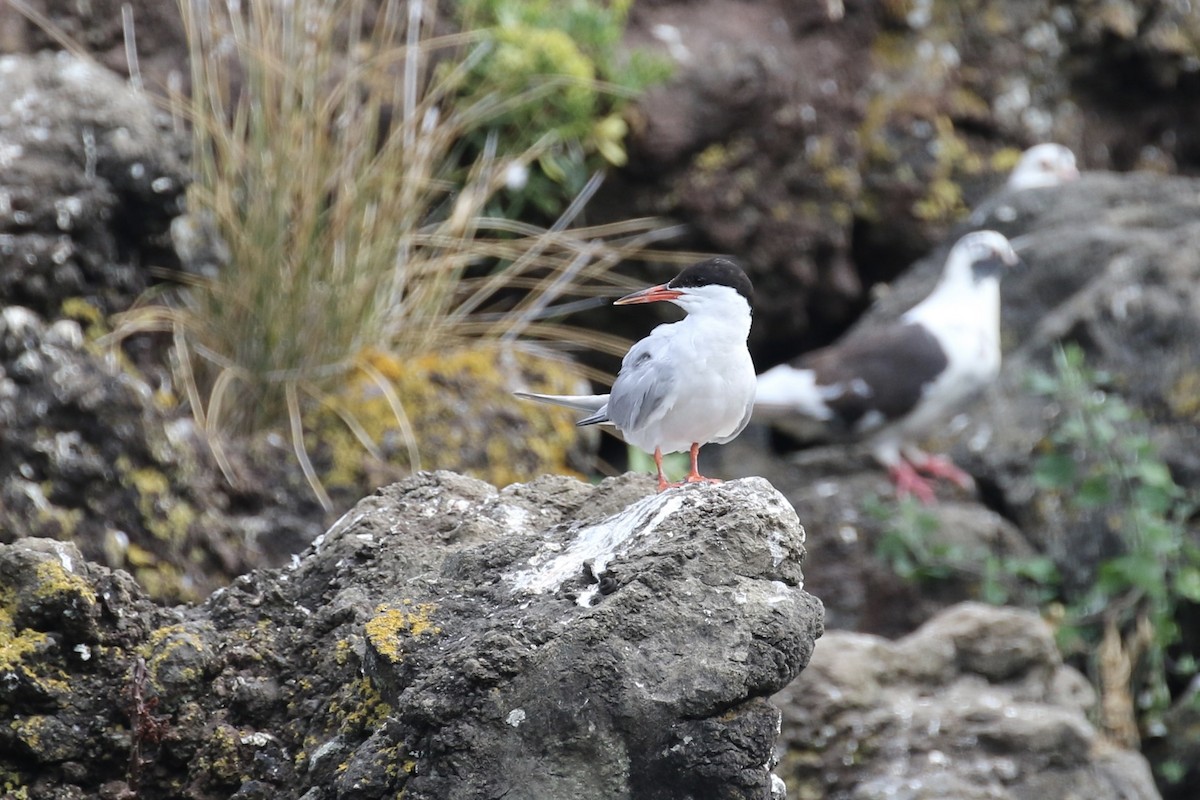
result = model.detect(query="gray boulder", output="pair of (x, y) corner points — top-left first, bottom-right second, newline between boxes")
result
(774, 602), (1161, 800)
(0, 471), (823, 799)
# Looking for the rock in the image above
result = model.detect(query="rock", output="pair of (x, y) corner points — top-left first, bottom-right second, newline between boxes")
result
(0, 51), (186, 317)
(590, 0), (1200, 365)
(716, 440), (1036, 636)
(0, 471), (824, 798)
(0, 302), (327, 602)
(774, 602), (1161, 800)
(2, 0), (188, 96)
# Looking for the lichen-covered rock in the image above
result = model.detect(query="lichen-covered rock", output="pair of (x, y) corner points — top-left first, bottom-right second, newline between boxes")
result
(312, 345), (595, 499)
(0, 539), (176, 787)
(774, 602), (1161, 800)
(0, 304), (327, 603)
(0, 471), (824, 799)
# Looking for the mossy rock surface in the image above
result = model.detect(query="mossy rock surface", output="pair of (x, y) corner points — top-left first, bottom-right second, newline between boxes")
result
(312, 345), (595, 502)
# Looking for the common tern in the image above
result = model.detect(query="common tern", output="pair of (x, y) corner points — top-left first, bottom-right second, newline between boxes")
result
(517, 258), (756, 492)
(754, 231), (1020, 503)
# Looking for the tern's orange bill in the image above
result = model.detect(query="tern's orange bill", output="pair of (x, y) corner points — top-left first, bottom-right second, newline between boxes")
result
(613, 284), (683, 305)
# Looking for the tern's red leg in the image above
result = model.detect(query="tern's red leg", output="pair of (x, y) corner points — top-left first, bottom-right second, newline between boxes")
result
(682, 442), (722, 485)
(653, 447), (671, 492)
(888, 461), (937, 505)
(911, 454), (974, 490)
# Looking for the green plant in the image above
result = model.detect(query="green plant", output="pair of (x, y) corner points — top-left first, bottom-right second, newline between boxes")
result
(1028, 343), (1199, 741)
(109, 0), (667, 507)
(455, 0), (672, 218)
(869, 496), (960, 583)
(869, 496), (1060, 603)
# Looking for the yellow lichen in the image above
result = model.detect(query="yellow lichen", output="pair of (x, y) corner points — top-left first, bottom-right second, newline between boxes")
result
(695, 143), (732, 172)
(0, 596), (69, 699)
(333, 676), (394, 733)
(1168, 370), (1200, 420)
(32, 558), (97, 608)
(59, 297), (108, 339)
(314, 345), (587, 491)
(364, 602), (441, 665)
(141, 623), (209, 688)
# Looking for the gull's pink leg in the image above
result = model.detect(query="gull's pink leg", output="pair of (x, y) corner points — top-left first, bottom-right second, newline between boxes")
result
(911, 454), (974, 490)
(888, 460), (937, 505)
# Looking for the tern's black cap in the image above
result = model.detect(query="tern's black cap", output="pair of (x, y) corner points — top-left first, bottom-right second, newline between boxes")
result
(668, 257), (755, 307)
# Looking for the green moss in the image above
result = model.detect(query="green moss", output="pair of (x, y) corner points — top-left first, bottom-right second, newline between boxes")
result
(364, 602), (441, 665)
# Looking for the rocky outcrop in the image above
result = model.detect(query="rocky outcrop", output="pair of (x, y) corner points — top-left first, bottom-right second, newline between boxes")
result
(774, 602), (1161, 800)
(598, 0), (1200, 363)
(0, 472), (823, 799)
(717, 172), (1200, 798)
(0, 51), (328, 602)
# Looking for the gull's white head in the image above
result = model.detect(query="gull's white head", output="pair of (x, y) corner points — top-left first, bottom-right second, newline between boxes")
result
(940, 230), (1020, 288)
(1006, 143), (1080, 191)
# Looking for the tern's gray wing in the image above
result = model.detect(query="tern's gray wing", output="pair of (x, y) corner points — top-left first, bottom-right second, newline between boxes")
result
(604, 335), (677, 434)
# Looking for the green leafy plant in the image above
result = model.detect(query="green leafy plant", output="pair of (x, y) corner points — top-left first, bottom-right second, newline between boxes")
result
(868, 497), (1058, 602)
(872, 342), (1198, 780)
(109, 0), (668, 507)
(1028, 343), (1199, 743)
(869, 496), (960, 583)
(455, 0), (672, 218)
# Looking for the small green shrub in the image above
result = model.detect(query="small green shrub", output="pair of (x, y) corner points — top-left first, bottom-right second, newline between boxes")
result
(869, 497), (1057, 601)
(869, 497), (959, 583)
(1028, 343), (1199, 741)
(455, 0), (672, 218)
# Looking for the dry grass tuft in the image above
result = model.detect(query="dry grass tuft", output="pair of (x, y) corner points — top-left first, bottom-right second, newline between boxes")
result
(109, 0), (672, 507)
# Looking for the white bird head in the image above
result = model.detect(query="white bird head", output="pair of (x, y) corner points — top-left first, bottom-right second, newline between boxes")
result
(614, 257), (755, 318)
(941, 230), (1021, 287)
(1006, 143), (1080, 191)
